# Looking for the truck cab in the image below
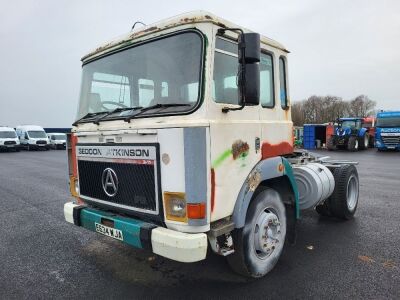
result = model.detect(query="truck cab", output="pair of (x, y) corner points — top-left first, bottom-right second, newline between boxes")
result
(375, 111), (400, 151)
(64, 11), (360, 278)
(0, 126), (21, 152)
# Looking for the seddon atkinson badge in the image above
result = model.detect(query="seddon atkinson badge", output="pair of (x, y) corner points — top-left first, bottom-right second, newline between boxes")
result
(64, 11), (361, 278)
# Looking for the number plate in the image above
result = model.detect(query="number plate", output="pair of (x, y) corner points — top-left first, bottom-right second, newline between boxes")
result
(95, 223), (123, 241)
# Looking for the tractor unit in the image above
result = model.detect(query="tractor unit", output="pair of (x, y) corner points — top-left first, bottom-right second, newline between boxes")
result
(327, 117), (374, 151)
(64, 11), (361, 278)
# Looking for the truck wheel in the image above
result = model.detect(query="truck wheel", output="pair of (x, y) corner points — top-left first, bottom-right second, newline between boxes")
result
(347, 136), (358, 151)
(227, 187), (286, 278)
(327, 137), (336, 151)
(358, 133), (369, 150)
(327, 165), (359, 219)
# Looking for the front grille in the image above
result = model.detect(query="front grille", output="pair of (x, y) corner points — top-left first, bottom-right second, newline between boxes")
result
(78, 159), (158, 213)
(36, 140), (47, 145)
(382, 136), (400, 146)
(4, 141), (16, 145)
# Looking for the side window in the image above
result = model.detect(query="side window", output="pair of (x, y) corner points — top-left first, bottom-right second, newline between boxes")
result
(91, 73), (131, 108)
(138, 79), (155, 107)
(260, 53), (274, 108)
(213, 37), (239, 105)
(279, 57), (288, 109)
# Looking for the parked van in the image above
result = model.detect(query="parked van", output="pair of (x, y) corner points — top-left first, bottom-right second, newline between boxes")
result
(16, 125), (50, 150)
(47, 133), (67, 149)
(0, 126), (21, 152)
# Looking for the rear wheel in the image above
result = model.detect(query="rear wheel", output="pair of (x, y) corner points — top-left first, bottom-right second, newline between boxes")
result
(327, 137), (336, 151)
(347, 136), (358, 151)
(227, 188), (286, 278)
(316, 165), (359, 219)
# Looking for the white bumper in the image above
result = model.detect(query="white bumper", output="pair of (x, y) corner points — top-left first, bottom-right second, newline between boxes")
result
(151, 227), (207, 263)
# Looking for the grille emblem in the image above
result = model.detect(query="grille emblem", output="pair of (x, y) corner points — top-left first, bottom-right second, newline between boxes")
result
(102, 168), (118, 197)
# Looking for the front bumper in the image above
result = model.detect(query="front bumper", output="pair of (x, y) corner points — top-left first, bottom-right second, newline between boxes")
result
(64, 202), (207, 263)
(0, 144), (21, 150)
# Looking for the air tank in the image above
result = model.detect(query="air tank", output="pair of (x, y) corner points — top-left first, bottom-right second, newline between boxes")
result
(292, 163), (335, 210)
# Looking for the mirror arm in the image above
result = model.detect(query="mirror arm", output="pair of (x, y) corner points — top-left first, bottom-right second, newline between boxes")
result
(218, 28), (246, 113)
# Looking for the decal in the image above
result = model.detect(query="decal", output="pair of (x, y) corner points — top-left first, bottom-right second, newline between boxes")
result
(211, 168), (215, 212)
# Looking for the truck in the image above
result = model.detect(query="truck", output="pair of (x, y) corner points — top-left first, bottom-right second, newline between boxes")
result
(327, 117), (374, 151)
(0, 126), (21, 152)
(375, 111), (400, 151)
(64, 11), (360, 278)
(16, 125), (50, 150)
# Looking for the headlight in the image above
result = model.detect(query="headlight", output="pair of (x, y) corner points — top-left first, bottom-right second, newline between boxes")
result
(69, 176), (80, 197)
(164, 192), (187, 222)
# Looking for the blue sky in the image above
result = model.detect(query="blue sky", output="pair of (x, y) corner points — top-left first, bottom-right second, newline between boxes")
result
(1, 0), (399, 127)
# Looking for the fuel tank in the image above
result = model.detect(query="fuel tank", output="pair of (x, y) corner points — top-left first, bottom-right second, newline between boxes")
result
(292, 163), (335, 210)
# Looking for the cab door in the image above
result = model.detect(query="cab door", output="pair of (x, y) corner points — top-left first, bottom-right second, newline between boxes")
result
(208, 35), (262, 221)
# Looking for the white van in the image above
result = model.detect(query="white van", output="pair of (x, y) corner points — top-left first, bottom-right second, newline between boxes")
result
(0, 126), (21, 152)
(16, 125), (50, 150)
(47, 133), (67, 149)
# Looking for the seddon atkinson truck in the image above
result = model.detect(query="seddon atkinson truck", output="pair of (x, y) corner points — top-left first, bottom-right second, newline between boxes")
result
(64, 11), (360, 278)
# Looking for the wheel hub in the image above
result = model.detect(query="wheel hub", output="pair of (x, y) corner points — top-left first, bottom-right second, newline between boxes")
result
(254, 209), (281, 259)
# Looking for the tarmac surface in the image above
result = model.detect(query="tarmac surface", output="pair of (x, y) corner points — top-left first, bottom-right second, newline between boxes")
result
(0, 149), (399, 299)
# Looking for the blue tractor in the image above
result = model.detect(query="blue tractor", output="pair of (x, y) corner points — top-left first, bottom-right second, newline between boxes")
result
(327, 118), (371, 151)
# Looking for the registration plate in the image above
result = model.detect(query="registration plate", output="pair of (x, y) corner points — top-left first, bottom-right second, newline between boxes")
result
(95, 223), (123, 241)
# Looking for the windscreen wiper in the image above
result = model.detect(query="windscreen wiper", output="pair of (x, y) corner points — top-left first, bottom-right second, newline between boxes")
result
(93, 107), (142, 125)
(124, 103), (191, 123)
(72, 111), (108, 126)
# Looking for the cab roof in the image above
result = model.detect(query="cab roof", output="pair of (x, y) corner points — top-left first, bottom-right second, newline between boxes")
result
(0, 126), (15, 131)
(377, 111), (400, 118)
(82, 11), (289, 63)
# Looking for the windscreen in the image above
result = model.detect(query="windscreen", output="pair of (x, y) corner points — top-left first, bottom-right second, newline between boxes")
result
(341, 120), (358, 129)
(0, 131), (16, 138)
(376, 117), (400, 127)
(28, 131), (47, 138)
(76, 31), (203, 119)
(54, 134), (66, 140)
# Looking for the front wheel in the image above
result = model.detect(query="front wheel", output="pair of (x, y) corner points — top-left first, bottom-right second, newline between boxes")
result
(227, 187), (286, 278)
(347, 136), (359, 151)
(359, 133), (369, 150)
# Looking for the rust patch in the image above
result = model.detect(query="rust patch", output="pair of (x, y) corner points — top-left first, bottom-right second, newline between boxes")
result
(247, 169), (261, 192)
(232, 140), (249, 160)
(261, 141), (293, 160)
(204, 15), (213, 20)
(211, 168), (215, 212)
(142, 26), (158, 33)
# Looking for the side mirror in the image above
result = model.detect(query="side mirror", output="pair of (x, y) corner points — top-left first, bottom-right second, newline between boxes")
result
(239, 33), (261, 63)
(239, 33), (260, 106)
(243, 63), (260, 105)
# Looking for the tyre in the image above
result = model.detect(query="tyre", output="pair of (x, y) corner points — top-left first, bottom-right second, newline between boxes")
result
(227, 187), (286, 278)
(317, 165), (359, 220)
(327, 137), (336, 151)
(347, 136), (358, 151)
(358, 133), (369, 150)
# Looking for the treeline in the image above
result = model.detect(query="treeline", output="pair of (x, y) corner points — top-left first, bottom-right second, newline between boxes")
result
(291, 95), (377, 126)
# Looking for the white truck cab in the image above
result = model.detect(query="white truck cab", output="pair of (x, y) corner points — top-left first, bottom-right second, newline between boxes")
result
(47, 133), (67, 149)
(16, 125), (50, 150)
(0, 126), (21, 152)
(64, 11), (360, 278)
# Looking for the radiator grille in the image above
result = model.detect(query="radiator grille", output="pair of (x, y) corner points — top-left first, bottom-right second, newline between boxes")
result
(78, 159), (158, 213)
(381, 136), (400, 146)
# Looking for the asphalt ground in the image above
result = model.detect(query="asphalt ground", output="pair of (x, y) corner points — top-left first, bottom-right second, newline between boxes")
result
(0, 148), (399, 299)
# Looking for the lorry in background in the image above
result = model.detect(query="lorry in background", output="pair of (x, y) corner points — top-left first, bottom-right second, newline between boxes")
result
(16, 125), (50, 151)
(0, 126), (21, 152)
(375, 111), (400, 151)
(47, 133), (67, 150)
(327, 117), (374, 151)
(64, 11), (360, 278)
